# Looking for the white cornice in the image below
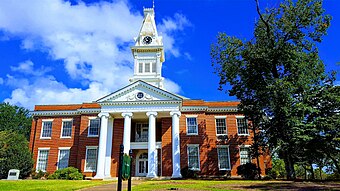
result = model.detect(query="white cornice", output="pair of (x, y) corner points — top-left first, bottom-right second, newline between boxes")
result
(31, 108), (101, 117)
(98, 100), (181, 106)
(181, 106), (238, 113)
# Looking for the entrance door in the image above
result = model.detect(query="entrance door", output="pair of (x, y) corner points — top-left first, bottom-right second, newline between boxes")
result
(136, 152), (148, 176)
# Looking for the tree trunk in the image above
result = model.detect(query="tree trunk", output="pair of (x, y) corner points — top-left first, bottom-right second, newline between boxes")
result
(251, 120), (262, 180)
(319, 168), (322, 180)
(284, 152), (296, 180)
(310, 163), (315, 180)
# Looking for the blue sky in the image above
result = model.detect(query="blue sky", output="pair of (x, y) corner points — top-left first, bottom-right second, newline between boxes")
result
(0, 0), (339, 109)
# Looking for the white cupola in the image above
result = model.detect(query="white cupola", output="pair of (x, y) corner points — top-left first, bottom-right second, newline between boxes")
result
(129, 7), (165, 89)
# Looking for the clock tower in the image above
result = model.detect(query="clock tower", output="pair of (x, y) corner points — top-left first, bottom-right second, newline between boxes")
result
(130, 7), (165, 89)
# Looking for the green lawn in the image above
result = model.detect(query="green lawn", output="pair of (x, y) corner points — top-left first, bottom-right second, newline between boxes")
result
(132, 180), (340, 191)
(0, 180), (113, 191)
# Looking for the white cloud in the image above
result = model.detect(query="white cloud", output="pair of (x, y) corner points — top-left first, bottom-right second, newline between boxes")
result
(0, 0), (189, 109)
(158, 13), (192, 58)
(10, 60), (51, 76)
(164, 78), (181, 94)
(4, 75), (110, 109)
(0, 77), (3, 85)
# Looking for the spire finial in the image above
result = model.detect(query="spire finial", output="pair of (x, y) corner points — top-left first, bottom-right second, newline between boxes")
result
(153, 0), (155, 8)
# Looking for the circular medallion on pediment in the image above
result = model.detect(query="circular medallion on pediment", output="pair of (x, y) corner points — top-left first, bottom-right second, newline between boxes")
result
(136, 92), (144, 99)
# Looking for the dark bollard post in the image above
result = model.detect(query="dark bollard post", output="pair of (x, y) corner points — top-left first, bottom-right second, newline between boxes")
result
(128, 149), (133, 191)
(117, 144), (124, 191)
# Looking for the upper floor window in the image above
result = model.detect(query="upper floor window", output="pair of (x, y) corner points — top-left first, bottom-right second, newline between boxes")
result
(36, 148), (49, 172)
(215, 117), (227, 135)
(240, 146), (251, 165)
(41, 120), (53, 139)
(88, 118), (100, 137)
(187, 144), (200, 171)
(61, 119), (72, 138)
(217, 146), (231, 170)
(237, 117), (249, 135)
(135, 123), (149, 142)
(186, 116), (198, 135)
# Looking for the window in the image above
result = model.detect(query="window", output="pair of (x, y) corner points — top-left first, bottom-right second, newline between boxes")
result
(187, 144), (200, 170)
(215, 117), (227, 135)
(85, 146), (98, 172)
(138, 62), (143, 73)
(217, 146), (231, 170)
(88, 118), (100, 137)
(58, 148), (70, 170)
(237, 117), (249, 135)
(186, 117), (198, 135)
(41, 120), (53, 139)
(36, 149), (49, 172)
(61, 120), (72, 138)
(135, 123), (149, 142)
(145, 63), (150, 72)
(152, 62), (156, 73)
(240, 147), (251, 165)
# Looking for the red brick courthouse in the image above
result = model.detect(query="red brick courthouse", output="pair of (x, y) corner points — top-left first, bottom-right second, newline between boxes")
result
(29, 7), (270, 179)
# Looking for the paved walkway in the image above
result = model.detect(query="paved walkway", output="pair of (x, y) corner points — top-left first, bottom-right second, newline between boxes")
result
(79, 180), (143, 191)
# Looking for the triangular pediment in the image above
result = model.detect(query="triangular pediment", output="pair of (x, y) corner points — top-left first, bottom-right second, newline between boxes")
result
(96, 81), (182, 103)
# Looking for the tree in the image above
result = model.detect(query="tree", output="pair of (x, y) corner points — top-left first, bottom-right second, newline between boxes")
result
(211, 0), (331, 179)
(0, 131), (33, 179)
(0, 102), (32, 140)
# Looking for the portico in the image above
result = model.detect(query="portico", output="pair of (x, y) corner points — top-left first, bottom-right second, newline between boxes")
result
(93, 80), (184, 179)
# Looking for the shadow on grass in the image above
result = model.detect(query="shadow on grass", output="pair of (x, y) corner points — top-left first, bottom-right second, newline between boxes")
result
(239, 181), (340, 191)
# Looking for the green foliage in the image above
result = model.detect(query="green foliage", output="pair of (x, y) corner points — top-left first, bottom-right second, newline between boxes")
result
(267, 158), (286, 179)
(31, 170), (49, 179)
(237, 163), (259, 180)
(0, 102), (32, 140)
(180, 167), (198, 179)
(211, 0), (334, 180)
(47, 167), (83, 180)
(0, 131), (33, 179)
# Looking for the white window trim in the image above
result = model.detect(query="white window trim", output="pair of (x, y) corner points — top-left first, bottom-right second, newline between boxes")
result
(217, 145), (231, 170)
(57, 147), (71, 170)
(215, 116), (228, 136)
(87, 117), (100, 137)
(239, 145), (251, 165)
(40, 119), (53, 139)
(185, 115), (198, 135)
(36, 148), (50, 172)
(236, 116), (250, 136)
(60, 119), (73, 139)
(187, 144), (200, 171)
(84, 146), (98, 172)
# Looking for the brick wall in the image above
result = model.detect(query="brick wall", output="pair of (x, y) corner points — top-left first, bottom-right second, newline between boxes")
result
(30, 106), (270, 178)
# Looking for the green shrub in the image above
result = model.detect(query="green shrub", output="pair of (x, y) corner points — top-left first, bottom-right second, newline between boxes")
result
(31, 170), (49, 179)
(181, 167), (198, 179)
(47, 167), (83, 180)
(237, 163), (259, 180)
(0, 131), (33, 179)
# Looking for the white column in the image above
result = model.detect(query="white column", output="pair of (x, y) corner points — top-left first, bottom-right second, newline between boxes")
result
(146, 111), (157, 178)
(94, 112), (110, 179)
(122, 112), (133, 154)
(170, 111), (182, 178)
(104, 117), (113, 177)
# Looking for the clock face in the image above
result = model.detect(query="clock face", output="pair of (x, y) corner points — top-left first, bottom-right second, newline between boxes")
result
(142, 36), (152, 45)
